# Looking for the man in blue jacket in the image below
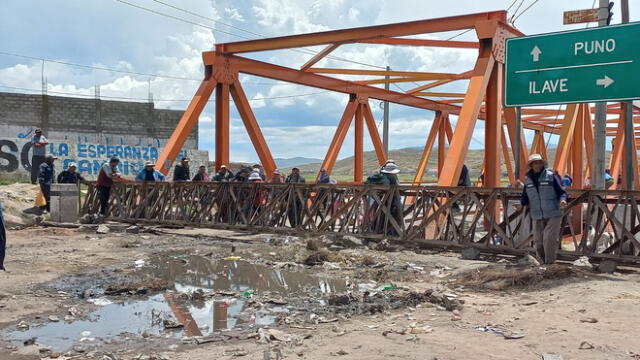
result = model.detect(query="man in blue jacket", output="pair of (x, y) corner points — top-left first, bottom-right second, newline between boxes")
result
(517, 154), (567, 264)
(136, 162), (166, 182)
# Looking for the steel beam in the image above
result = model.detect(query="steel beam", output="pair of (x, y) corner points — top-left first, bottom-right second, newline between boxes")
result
(218, 11), (508, 53)
(319, 98), (358, 175)
(300, 43), (341, 71)
(229, 80), (277, 177)
(204, 53), (465, 115)
(215, 83), (230, 171)
(354, 103), (364, 183)
(156, 77), (216, 174)
(359, 38), (479, 48)
(437, 50), (495, 186)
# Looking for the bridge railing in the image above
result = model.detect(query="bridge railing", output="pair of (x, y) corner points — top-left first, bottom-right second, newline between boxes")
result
(81, 182), (640, 265)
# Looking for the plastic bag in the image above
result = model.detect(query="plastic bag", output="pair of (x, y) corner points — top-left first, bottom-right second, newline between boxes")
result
(35, 190), (46, 207)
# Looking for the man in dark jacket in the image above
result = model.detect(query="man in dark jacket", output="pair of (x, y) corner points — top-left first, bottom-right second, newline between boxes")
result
(285, 168), (306, 183)
(0, 199), (6, 271)
(38, 154), (57, 212)
(517, 154), (567, 264)
(57, 162), (86, 184)
(214, 165), (234, 182)
(173, 157), (191, 182)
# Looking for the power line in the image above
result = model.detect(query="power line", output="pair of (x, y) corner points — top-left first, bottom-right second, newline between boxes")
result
(0, 84), (329, 103)
(512, 0), (540, 24)
(115, 0), (385, 69)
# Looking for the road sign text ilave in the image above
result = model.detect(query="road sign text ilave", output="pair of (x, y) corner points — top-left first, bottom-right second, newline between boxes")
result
(505, 22), (640, 107)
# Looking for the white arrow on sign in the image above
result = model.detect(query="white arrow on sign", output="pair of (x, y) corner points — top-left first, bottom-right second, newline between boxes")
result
(596, 75), (614, 88)
(530, 45), (542, 62)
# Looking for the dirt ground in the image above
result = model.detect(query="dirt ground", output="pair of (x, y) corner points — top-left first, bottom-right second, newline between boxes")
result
(1, 225), (640, 360)
(1, 184), (640, 360)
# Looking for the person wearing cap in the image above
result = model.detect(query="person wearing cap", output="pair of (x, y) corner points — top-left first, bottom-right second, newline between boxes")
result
(96, 157), (122, 216)
(173, 157), (191, 182)
(318, 168), (331, 184)
(57, 162), (87, 184)
(38, 154), (57, 212)
(192, 165), (210, 182)
(269, 169), (285, 183)
(285, 168), (306, 184)
(30, 128), (49, 184)
(136, 162), (166, 182)
(214, 165), (234, 182)
(248, 171), (263, 183)
(517, 153), (567, 265)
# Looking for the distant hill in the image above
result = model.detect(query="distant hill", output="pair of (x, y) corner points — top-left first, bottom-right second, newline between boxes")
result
(287, 146), (611, 178)
(275, 157), (322, 168)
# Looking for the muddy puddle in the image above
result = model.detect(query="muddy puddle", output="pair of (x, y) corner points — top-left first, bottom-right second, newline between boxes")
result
(4, 254), (349, 352)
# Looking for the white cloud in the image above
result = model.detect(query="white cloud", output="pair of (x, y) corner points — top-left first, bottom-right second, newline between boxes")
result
(224, 7), (245, 22)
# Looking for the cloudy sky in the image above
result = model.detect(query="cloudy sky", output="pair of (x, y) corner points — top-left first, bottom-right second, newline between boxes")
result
(1, 0), (638, 162)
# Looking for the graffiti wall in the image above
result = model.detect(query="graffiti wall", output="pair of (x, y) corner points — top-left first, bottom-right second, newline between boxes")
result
(0, 135), (209, 180)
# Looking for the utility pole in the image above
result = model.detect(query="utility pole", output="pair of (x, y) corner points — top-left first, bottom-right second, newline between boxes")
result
(592, 0), (611, 190)
(621, 0), (634, 190)
(383, 66), (390, 156)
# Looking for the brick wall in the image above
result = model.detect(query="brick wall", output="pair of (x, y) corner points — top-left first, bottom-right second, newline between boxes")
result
(0, 92), (197, 145)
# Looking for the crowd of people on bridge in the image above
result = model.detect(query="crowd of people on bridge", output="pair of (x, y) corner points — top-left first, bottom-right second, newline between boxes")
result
(21, 129), (595, 268)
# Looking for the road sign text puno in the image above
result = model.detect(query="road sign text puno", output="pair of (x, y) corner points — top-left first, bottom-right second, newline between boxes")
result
(505, 22), (640, 107)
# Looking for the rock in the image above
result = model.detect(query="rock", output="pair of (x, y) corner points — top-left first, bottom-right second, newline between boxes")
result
(125, 225), (140, 234)
(15, 345), (41, 356)
(49, 352), (62, 358)
(572, 256), (592, 268)
(48, 315), (60, 322)
(81, 289), (95, 299)
(16, 321), (29, 331)
(73, 345), (86, 353)
(503, 331), (525, 339)
(64, 315), (75, 322)
(23, 337), (36, 346)
(96, 224), (110, 234)
(597, 260), (617, 273)
(579, 341), (595, 350)
(461, 247), (481, 260)
(542, 353), (563, 360)
(341, 235), (364, 248)
(580, 317), (598, 323)
(518, 254), (541, 267)
(163, 319), (183, 329)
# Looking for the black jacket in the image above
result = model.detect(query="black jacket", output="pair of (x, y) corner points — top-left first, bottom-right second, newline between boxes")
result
(173, 164), (190, 182)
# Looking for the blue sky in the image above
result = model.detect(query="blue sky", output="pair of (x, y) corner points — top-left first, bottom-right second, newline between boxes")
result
(1, 0), (638, 162)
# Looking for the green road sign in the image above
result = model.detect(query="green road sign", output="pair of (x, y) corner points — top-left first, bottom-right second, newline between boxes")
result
(505, 22), (640, 107)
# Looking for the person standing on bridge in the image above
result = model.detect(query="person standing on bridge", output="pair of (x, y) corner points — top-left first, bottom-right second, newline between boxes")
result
(517, 154), (567, 265)
(30, 128), (49, 184)
(173, 157), (191, 182)
(96, 157), (121, 216)
(214, 165), (234, 182)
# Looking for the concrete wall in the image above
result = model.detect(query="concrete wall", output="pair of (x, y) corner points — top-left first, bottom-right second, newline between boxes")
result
(0, 92), (208, 181)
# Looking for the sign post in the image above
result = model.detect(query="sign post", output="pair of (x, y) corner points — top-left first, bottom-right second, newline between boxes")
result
(505, 22), (640, 107)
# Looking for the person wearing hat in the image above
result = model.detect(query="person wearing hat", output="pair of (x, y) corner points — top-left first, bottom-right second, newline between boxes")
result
(517, 153), (567, 264)
(269, 169), (285, 183)
(318, 168), (331, 184)
(38, 154), (57, 212)
(252, 163), (266, 180)
(96, 157), (122, 216)
(30, 128), (49, 184)
(379, 162), (400, 185)
(57, 162), (87, 184)
(248, 171), (263, 183)
(213, 164), (234, 182)
(136, 162), (166, 182)
(173, 157), (191, 182)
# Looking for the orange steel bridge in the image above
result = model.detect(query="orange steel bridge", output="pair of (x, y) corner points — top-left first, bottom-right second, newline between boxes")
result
(154, 10), (640, 191)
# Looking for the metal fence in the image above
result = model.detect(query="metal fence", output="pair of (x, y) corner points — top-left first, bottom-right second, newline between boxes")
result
(81, 182), (640, 265)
